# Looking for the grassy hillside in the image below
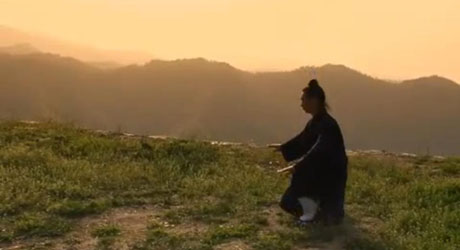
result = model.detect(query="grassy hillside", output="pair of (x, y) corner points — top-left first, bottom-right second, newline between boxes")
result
(0, 121), (458, 250)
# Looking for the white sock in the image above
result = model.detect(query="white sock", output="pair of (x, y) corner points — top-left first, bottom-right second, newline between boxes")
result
(297, 197), (318, 221)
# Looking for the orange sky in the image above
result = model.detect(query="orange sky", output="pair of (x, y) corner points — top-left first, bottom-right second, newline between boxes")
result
(1, 0), (459, 82)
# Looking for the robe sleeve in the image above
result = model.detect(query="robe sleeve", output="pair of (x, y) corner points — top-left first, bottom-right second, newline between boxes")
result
(280, 122), (317, 162)
(280, 132), (307, 162)
(293, 121), (336, 171)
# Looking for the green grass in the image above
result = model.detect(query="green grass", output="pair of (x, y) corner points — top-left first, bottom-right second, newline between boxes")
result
(0, 121), (458, 250)
(91, 224), (121, 238)
(13, 213), (71, 237)
(91, 224), (122, 250)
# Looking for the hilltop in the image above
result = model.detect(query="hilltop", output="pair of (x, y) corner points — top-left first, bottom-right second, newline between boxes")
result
(0, 121), (458, 250)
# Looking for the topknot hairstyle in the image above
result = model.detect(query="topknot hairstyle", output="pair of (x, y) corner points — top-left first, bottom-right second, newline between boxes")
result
(303, 79), (328, 109)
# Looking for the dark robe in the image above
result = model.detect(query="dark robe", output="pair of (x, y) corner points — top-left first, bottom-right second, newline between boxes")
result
(279, 111), (348, 221)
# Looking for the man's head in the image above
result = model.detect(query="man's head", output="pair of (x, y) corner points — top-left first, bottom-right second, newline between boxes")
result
(301, 79), (327, 114)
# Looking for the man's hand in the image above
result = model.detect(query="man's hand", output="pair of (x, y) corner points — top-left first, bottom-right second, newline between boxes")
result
(268, 143), (282, 152)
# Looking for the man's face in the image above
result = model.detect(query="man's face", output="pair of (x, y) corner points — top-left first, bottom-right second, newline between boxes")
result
(301, 92), (317, 114)
(301, 93), (310, 113)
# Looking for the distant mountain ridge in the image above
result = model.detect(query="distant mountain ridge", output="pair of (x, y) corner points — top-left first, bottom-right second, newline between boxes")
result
(401, 75), (459, 88)
(0, 51), (459, 155)
(0, 25), (152, 64)
(0, 43), (40, 55)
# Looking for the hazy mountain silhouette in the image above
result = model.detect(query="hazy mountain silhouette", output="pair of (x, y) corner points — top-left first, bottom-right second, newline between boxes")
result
(0, 42), (123, 70)
(0, 52), (459, 155)
(0, 43), (40, 55)
(0, 25), (152, 64)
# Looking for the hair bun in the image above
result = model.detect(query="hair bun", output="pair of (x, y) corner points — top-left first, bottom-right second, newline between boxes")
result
(308, 79), (319, 88)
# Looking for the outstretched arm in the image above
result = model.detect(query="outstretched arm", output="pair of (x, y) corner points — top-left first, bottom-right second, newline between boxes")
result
(280, 122), (318, 162)
(293, 123), (336, 172)
(280, 131), (308, 162)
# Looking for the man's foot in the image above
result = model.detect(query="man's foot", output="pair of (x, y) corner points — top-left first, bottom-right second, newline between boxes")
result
(295, 218), (314, 227)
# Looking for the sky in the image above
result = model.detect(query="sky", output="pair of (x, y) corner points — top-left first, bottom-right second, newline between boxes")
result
(1, 0), (459, 82)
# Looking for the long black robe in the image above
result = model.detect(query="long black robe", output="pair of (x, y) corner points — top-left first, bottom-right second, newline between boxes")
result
(280, 111), (348, 218)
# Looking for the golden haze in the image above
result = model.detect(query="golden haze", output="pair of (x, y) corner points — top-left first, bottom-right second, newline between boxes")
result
(0, 0), (459, 82)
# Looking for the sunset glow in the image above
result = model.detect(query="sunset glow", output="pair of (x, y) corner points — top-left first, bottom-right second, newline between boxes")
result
(1, 0), (459, 82)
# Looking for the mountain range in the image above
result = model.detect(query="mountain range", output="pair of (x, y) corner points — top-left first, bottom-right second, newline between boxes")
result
(0, 48), (459, 155)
